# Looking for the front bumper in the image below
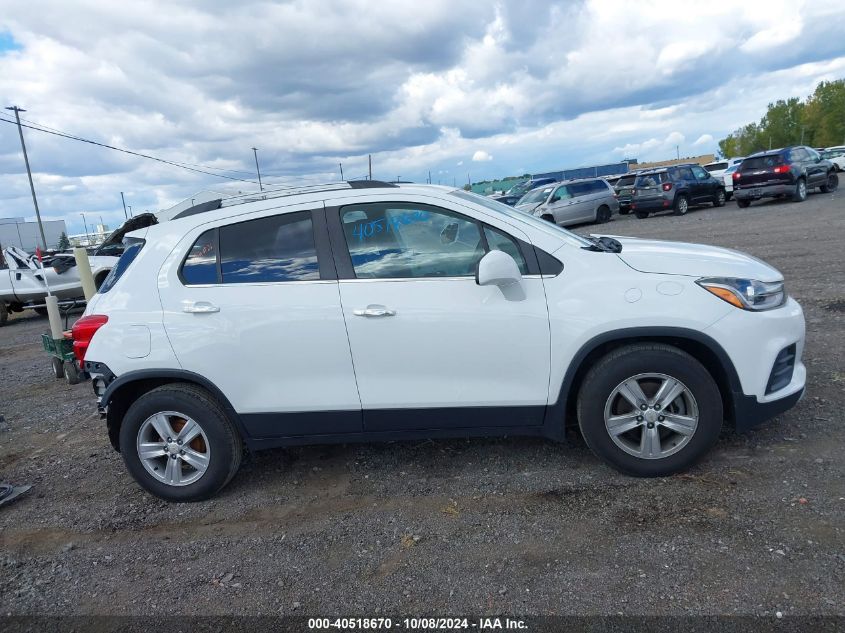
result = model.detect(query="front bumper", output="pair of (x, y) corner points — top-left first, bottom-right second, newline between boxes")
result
(732, 387), (804, 432)
(734, 182), (794, 200)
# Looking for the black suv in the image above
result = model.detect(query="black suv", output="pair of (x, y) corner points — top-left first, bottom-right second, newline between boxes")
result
(630, 164), (726, 219)
(733, 146), (838, 208)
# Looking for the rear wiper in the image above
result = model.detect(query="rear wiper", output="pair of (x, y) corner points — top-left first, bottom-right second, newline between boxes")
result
(582, 236), (623, 253)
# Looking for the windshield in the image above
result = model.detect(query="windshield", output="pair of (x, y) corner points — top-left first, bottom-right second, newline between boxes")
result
(519, 186), (554, 205)
(821, 149), (844, 158)
(449, 189), (591, 247)
(704, 162), (728, 172)
(506, 181), (530, 196)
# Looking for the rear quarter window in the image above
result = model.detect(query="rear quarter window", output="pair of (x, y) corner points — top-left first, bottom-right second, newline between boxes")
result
(98, 239), (145, 293)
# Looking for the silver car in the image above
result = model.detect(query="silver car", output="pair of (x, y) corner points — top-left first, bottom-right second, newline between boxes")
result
(515, 178), (619, 226)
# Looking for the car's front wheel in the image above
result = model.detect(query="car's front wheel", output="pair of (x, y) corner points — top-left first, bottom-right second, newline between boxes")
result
(576, 343), (722, 477)
(820, 172), (839, 193)
(713, 189), (726, 207)
(120, 383), (243, 501)
(595, 205), (611, 223)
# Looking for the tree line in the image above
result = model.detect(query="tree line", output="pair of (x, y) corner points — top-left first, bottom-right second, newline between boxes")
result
(718, 79), (845, 158)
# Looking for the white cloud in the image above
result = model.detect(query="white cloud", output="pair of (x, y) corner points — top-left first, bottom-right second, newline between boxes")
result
(1, 0), (845, 233)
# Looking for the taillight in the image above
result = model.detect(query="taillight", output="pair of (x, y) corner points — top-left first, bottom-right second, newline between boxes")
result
(773, 165), (790, 174)
(733, 172), (741, 180)
(71, 315), (109, 363)
(662, 183), (673, 192)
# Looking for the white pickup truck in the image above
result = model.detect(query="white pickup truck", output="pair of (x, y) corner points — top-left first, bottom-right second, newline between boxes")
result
(0, 246), (118, 325)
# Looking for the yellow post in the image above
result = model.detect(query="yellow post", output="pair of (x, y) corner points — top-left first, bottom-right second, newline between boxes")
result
(73, 247), (97, 301)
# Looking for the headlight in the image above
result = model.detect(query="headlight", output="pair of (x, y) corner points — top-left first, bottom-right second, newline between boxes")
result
(697, 277), (786, 311)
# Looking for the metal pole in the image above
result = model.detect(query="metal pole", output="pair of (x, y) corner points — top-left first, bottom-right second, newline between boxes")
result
(120, 191), (128, 219)
(339, 162), (344, 181)
(368, 154), (372, 180)
(127, 205), (132, 217)
(252, 147), (263, 191)
(676, 145), (680, 160)
(80, 213), (89, 246)
(5, 106), (47, 250)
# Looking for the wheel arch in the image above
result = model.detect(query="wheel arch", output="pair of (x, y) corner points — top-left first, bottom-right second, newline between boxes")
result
(546, 327), (743, 437)
(101, 369), (247, 451)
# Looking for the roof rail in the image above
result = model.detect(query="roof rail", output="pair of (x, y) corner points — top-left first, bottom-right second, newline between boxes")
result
(218, 179), (398, 209)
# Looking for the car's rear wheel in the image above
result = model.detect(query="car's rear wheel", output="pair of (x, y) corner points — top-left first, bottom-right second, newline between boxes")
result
(725, 191), (733, 201)
(736, 198), (751, 208)
(596, 205), (611, 223)
(576, 343), (722, 477)
(820, 172), (839, 193)
(713, 189), (726, 207)
(120, 383), (243, 502)
(792, 178), (807, 202)
(673, 195), (689, 215)
(619, 207), (630, 215)
(634, 210), (649, 219)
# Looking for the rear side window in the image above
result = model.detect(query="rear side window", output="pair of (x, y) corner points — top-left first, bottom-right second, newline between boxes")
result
(180, 211), (320, 285)
(220, 212), (319, 283)
(569, 182), (592, 197)
(98, 239), (145, 293)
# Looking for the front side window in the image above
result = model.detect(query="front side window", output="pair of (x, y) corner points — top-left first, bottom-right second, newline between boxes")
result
(483, 226), (528, 274)
(341, 204), (484, 279)
(550, 185), (571, 202)
(692, 166), (710, 180)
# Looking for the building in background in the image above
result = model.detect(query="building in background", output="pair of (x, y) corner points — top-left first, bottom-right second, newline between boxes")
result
(0, 217), (68, 251)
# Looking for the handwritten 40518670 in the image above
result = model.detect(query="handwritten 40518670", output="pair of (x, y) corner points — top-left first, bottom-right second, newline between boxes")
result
(351, 210), (431, 241)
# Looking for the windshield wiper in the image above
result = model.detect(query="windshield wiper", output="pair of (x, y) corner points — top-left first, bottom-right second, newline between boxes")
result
(582, 236), (623, 253)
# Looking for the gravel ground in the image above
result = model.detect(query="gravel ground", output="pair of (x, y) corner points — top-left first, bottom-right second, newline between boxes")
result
(0, 190), (843, 617)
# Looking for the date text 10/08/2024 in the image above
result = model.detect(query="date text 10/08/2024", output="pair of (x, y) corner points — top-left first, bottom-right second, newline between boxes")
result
(307, 618), (528, 630)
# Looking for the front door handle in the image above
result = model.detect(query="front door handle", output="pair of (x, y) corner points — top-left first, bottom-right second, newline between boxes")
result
(183, 301), (220, 314)
(353, 304), (396, 317)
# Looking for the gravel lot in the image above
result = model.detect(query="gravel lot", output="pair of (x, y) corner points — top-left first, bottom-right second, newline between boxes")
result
(1, 190), (843, 617)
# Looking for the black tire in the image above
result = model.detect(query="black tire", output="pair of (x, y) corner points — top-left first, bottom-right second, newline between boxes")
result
(0, 301), (7, 326)
(51, 357), (64, 379)
(673, 194), (689, 216)
(576, 343), (723, 477)
(820, 172), (839, 193)
(736, 198), (751, 208)
(63, 360), (80, 385)
(792, 177), (807, 202)
(619, 208), (630, 215)
(119, 383), (243, 502)
(34, 307), (49, 317)
(540, 214), (556, 224)
(596, 205), (611, 223)
(635, 211), (649, 219)
(725, 191), (733, 201)
(713, 189), (726, 207)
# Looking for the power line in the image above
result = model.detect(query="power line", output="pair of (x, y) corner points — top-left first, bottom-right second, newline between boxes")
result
(0, 115), (260, 185)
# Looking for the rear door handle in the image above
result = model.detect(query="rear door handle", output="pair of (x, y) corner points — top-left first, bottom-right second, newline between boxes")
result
(182, 301), (220, 314)
(353, 304), (396, 317)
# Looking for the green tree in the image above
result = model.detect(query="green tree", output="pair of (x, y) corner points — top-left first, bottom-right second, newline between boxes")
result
(802, 79), (845, 147)
(57, 231), (70, 250)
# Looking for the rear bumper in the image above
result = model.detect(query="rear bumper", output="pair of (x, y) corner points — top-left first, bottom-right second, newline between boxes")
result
(631, 197), (671, 212)
(734, 183), (793, 200)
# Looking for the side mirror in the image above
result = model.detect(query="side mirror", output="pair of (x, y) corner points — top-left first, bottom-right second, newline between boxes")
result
(476, 250), (522, 287)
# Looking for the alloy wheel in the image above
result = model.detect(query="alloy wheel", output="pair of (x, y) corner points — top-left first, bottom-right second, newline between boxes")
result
(137, 411), (211, 486)
(603, 373), (699, 460)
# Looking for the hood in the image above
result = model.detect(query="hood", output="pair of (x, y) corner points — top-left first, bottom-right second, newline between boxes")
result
(602, 235), (782, 282)
(515, 202), (543, 214)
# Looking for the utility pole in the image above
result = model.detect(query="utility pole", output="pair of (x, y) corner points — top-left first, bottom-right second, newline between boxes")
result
(120, 192), (128, 219)
(428, 170), (431, 184)
(368, 154), (372, 180)
(676, 145), (680, 161)
(127, 205), (132, 217)
(252, 147), (264, 191)
(800, 126), (805, 145)
(80, 213), (89, 246)
(467, 173), (471, 188)
(5, 106), (47, 250)
(339, 162), (344, 181)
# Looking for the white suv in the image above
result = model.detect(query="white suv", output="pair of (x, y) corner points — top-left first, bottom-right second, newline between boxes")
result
(74, 181), (806, 501)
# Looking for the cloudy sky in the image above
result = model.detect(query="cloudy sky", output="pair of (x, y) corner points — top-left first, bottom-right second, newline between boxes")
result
(2, 0), (845, 237)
